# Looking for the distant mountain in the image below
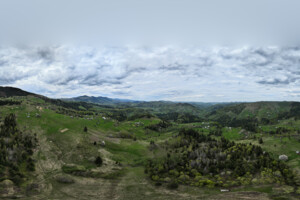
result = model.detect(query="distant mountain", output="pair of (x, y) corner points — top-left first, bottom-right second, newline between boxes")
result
(132, 101), (201, 114)
(62, 95), (140, 105)
(2, 86), (300, 123)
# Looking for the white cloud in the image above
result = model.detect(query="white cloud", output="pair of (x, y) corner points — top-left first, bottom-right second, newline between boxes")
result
(0, 45), (300, 102)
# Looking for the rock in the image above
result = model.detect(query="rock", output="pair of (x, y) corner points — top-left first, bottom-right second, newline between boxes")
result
(0, 180), (15, 196)
(279, 155), (288, 161)
(226, 171), (232, 176)
(164, 177), (171, 182)
(88, 156), (96, 162)
(0, 179), (14, 187)
(274, 170), (282, 177)
(251, 178), (260, 184)
(220, 189), (229, 192)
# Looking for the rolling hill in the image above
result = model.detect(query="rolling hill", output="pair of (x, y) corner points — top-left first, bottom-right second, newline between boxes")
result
(0, 86), (38, 97)
(206, 101), (300, 126)
(0, 86), (300, 199)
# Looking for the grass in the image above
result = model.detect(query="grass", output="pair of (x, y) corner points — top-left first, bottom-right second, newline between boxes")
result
(223, 127), (242, 140)
(232, 185), (273, 194)
(1, 96), (300, 200)
(106, 140), (149, 166)
(238, 134), (300, 171)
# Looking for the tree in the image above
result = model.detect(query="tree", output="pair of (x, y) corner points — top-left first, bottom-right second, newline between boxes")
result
(0, 113), (37, 185)
(95, 156), (103, 166)
(84, 126), (88, 133)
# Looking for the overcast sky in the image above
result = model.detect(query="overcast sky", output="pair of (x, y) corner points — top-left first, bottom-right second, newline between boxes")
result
(1, 0), (300, 102)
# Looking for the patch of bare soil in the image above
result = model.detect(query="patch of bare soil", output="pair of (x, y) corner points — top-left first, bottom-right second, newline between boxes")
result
(36, 106), (43, 111)
(208, 191), (270, 200)
(89, 129), (121, 144)
(27, 131), (65, 199)
(60, 128), (69, 133)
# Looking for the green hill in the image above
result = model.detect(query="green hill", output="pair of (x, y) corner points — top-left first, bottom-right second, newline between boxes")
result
(207, 101), (300, 124)
(0, 87), (300, 199)
(0, 86), (38, 97)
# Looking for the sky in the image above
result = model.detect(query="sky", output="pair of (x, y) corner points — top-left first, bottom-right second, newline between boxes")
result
(0, 0), (300, 102)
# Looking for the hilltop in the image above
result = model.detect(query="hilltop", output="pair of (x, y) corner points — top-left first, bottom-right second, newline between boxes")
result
(0, 86), (38, 98)
(207, 101), (300, 124)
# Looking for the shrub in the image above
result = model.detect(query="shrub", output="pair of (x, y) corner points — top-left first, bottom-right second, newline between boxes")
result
(56, 176), (75, 184)
(155, 182), (162, 186)
(167, 181), (178, 189)
(95, 156), (103, 166)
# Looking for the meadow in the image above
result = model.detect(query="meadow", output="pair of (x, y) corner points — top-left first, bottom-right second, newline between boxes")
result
(0, 95), (300, 199)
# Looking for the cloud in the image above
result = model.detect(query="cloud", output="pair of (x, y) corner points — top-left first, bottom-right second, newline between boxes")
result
(1, 45), (300, 101)
(257, 78), (291, 85)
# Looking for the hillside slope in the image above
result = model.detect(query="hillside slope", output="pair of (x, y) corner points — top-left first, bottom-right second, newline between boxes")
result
(0, 86), (37, 97)
(0, 87), (300, 199)
(207, 101), (300, 125)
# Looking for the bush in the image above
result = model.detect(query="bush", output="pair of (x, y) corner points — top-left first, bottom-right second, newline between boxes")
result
(167, 181), (178, 189)
(56, 176), (75, 184)
(155, 182), (162, 186)
(118, 131), (134, 139)
(95, 156), (103, 166)
(84, 126), (88, 132)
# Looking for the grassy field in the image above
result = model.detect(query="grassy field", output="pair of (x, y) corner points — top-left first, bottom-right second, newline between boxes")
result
(1, 96), (300, 199)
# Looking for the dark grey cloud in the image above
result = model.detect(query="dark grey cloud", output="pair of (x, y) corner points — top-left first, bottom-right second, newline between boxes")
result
(0, 71), (30, 85)
(111, 91), (130, 96)
(80, 78), (122, 87)
(257, 78), (291, 85)
(159, 63), (188, 71)
(36, 47), (55, 62)
(0, 60), (7, 66)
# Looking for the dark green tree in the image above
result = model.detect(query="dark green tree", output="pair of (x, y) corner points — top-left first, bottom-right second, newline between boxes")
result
(95, 156), (103, 166)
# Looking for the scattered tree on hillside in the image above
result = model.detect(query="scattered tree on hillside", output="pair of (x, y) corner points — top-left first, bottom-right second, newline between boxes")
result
(0, 113), (37, 185)
(145, 121), (171, 132)
(145, 128), (297, 188)
(95, 156), (103, 166)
